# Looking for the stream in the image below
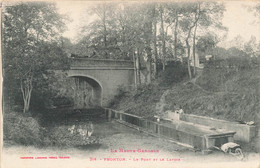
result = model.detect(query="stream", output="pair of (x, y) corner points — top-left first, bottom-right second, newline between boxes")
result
(2, 108), (259, 168)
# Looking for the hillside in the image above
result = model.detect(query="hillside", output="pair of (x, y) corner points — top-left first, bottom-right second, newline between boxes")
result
(110, 62), (260, 125)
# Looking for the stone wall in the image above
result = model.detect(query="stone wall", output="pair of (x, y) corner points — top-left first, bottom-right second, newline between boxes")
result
(104, 109), (236, 151)
(180, 113), (256, 142)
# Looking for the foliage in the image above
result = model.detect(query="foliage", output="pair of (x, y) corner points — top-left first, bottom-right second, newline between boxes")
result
(3, 111), (43, 146)
(243, 36), (259, 57)
(2, 2), (69, 113)
(45, 125), (99, 147)
(247, 2), (260, 23)
(198, 47), (256, 92)
(3, 110), (99, 148)
(110, 61), (190, 118)
(72, 2), (227, 81)
(158, 61), (189, 87)
(109, 85), (131, 107)
(212, 46), (256, 66)
(112, 62), (259, 124)
(196, 32), (219, 55)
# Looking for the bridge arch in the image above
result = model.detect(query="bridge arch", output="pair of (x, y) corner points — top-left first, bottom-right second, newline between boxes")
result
(68, 74), (103, 107)
(68, 58), (135, 107)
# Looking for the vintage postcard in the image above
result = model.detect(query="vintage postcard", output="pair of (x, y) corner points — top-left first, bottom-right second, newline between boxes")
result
(1, 1), (260, 168)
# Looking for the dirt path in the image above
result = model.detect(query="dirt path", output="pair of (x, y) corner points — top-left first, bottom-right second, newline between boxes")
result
(2, 121), (259, 168)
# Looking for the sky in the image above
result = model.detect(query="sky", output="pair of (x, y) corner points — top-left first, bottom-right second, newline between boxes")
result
(56, 1), (260, 47)
(220, 1), (259, 47)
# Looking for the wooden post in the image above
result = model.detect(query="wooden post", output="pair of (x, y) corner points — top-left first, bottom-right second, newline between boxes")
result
(133, 51), (137, 89)
(108, 110), (112, 121)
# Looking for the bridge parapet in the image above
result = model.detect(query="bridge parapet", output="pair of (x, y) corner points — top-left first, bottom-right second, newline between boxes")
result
(68, 58), (135, 107)
(70, 58), (134, 70)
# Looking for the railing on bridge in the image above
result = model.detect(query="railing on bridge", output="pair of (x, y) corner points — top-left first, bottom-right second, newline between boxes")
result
(70, 58), (134, 70)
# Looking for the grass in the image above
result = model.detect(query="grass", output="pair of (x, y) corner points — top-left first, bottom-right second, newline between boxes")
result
(110, 63), (259, 124)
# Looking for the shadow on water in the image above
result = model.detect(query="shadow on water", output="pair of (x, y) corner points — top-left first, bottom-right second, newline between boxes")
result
(41, 107), (107, 127)
(74, 144), (109, 151)
(37, 107), (124, 151)
(74, 144), (101, 150)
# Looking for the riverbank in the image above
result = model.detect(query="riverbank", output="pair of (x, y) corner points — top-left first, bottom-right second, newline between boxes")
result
(2, 120), (259, 168)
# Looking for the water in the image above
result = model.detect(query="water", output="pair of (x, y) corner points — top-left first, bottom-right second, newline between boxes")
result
(41, 108), (107, 126)
(40, 108), (141, 145)
(4, 107), (257, 167)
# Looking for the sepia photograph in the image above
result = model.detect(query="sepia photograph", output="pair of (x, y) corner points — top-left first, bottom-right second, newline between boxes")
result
(1, 1), (260, 168)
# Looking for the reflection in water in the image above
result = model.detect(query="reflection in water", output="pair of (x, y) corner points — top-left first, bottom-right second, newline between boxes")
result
(68, 122), (94, 140)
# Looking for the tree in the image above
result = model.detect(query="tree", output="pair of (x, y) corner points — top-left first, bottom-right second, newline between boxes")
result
(174, 2), (226, 78)
(230, 35), (245, 49)
(196, 32), (219, 56)
(159, 4), (166, 71)
(76, 2), (226, 82)
(89, 3), (109, 57)
(178, 3), (200, 79)
(173, 6), (180, 60)
(247, 3), (260, 24)
(80, 3), (124, 59)
(143, 4), (154, 83)
(152, 3), (158, 77)
(191, 3), (201, 76)
(192, 2), (226, 75)
(164, 3), (186, 62)
(243, 36), (258, 57)
(3, 2), (67, 113)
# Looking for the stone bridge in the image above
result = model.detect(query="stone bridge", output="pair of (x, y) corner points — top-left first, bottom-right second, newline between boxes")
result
(68, 58), (135, 107)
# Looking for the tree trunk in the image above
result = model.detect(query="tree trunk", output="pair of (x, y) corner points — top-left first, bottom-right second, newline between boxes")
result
(185, 22), (194, 79)
(145, 47), (152, 84)
(160, 5), (166, 71)
(192, 3), (200, 76)
(21, 76), (33, 113)
(102, 4), (108, 58)
(185, 3), (200, 79)
(152, 5), (158, 78)
(174, 11), (179, 61)
(132, 51), (137, 88)
(144, 8), (153, 84)
(193, 21), (198, 76)
(136, 48), (141, 85)
(185, 38), (192, 79)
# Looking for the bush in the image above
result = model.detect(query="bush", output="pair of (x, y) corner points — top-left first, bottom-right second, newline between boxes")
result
(46, 124), (99, 147)
(52, 96), (74, 107)
(109, 85), (132, 107)
(3, 110), (100, 148)
(158, 61), (188, 87)
(3, 111), (43, 146)
(199, 56), (256, 92)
